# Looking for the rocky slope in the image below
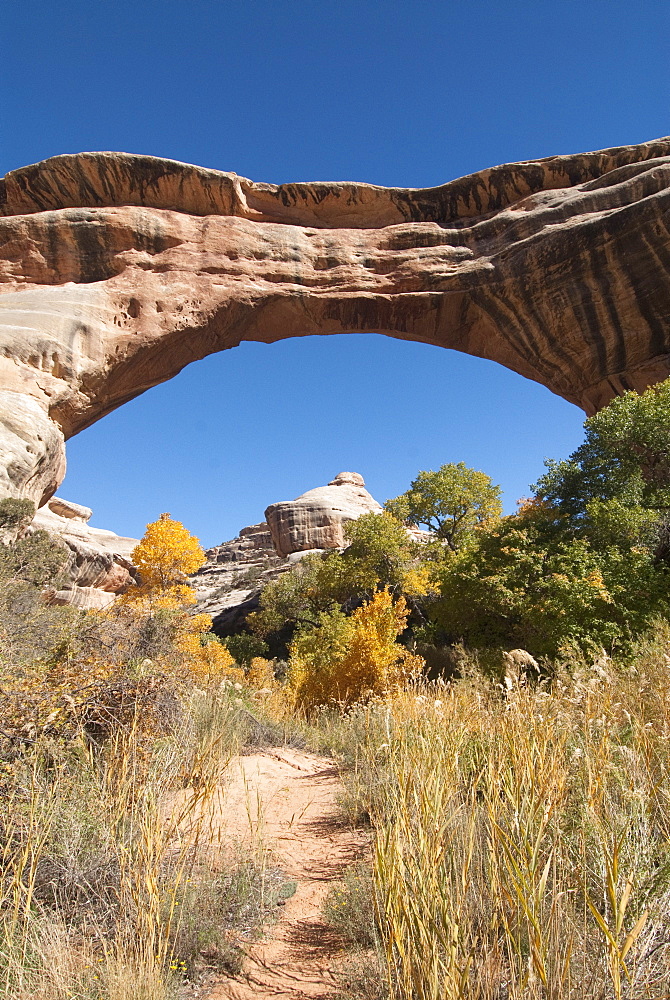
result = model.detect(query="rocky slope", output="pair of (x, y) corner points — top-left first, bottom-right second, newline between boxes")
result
(1, 139), (669, 506)
(192, 472), (384, 632)
(33, 496), (138, 609)
(190, 521), (285, 632)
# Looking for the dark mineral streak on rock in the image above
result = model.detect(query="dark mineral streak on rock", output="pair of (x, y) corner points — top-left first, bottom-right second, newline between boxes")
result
(0, 138), (669, 504)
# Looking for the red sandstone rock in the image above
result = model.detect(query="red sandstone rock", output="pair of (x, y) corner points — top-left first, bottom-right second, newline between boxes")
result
(0, 139), (669, 504)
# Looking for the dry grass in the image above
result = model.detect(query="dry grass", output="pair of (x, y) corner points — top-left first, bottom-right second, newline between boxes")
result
(325, 640), (670, 1000)
(7, 610), (670, 1000)
(305, 628), (670, 999)
(0, 685), (280, 1000)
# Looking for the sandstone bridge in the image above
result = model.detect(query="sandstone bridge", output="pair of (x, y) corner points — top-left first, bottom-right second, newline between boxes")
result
(1, 137), (669, 506)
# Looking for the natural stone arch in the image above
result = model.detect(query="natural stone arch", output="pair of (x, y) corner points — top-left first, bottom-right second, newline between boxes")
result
(1, 137), (669, 505)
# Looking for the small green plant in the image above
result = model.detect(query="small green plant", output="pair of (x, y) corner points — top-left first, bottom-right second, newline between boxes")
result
(166, 855), (286, 977)
(324, 861), (378, 948)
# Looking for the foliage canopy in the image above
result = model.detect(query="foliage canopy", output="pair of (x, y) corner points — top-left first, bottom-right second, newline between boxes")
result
(248, 511), (434, 655)
(385, 462), (502, 551)
(288, 589), (423, 710)
(432, 381), (670, 658)
(123, 512), (206, 609)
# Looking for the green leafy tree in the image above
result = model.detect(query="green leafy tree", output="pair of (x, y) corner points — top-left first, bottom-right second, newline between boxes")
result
(248, 552), (342, 639)
(535, 379), (670, 555)
(587, 377), (670, 496)
(224, 631), (269, 668)
(385, 463), (502, 551)
(433, 510), (665, 658)
(342, 511), (426, 595)
(248, 512), (433, 650)
(433, 382), (670, 659)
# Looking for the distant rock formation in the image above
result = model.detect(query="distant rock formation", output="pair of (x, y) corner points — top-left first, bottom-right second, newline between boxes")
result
(193, 472), (383, 632)
(33, 496), (138, 609)
(191, 521), (286, 632)
(265, 472), (382, 557)
(1, 139), (670, 507)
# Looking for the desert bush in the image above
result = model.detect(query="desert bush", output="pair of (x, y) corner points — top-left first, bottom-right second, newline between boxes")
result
(288, 590), (424, 712)
(0, 678), (274, 999)
(246, 656), (276, 688)
(224, 631), (269, 668)
(166, 852), (287, 977)
(174, 612), (243, 684)
(332, 950), (389, 1000)
(0, 602), (208, 748)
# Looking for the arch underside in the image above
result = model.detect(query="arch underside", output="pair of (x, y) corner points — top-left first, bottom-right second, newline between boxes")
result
(0, 138), (669, 503)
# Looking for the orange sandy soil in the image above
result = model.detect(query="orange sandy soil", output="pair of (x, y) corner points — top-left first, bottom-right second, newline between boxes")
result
(203, 748), (369, 1000)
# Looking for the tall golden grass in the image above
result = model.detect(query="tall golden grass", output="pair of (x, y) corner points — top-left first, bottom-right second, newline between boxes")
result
(6, 612), (670, 999)
(360, 640), (670, 999)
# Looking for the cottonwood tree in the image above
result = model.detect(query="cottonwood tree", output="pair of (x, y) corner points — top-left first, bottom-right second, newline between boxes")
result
(535, 379), (670, 559)
(121, 513), (238, 681)
(434, 381), (670, 659)
(122, 512), (206, 609)
(432, 509), (664, 658)
(385, 463), (502, 551)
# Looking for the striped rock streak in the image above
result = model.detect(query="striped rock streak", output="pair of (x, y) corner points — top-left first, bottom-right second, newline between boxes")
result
(1, 139), (669, 504)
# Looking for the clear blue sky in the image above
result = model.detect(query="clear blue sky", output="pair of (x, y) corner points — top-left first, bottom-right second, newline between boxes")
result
(1, 0), (668, 547)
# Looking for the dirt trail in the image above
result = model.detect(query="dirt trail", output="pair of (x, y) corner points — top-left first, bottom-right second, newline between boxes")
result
(207, 747), (368, 1000)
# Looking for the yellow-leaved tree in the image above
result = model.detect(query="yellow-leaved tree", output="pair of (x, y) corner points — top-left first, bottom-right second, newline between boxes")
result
(121, 513), (241, 683)
(288, 589), (424, 711)
(122, 512), (206, 609)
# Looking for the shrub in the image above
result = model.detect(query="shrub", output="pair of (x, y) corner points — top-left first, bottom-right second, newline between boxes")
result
(0, 527), (69, 589)
(246, 656), (276, 688)
(0, 497), (35, 544)
(324, 860), (378, 947)
(224, 632), (269, 668)
(288, 590), (424, 711)
(167, 855), (286, 978)
(433, 508), (668, 658)
(175, 614), (243, 684)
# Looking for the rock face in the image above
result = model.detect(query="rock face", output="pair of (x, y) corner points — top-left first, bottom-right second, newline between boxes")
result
(33, 496), (138, 609)
(1, 139), (670, 504)
(191, 522), (286, 631)
(265, 472), (382, 557)
(193, 472), (382, 631)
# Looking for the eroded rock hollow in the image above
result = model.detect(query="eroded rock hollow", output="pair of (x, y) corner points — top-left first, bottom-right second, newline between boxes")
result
(1, 138), (670, 505)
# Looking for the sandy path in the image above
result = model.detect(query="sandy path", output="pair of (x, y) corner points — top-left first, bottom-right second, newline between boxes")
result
(206, 747), (368, 1000)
